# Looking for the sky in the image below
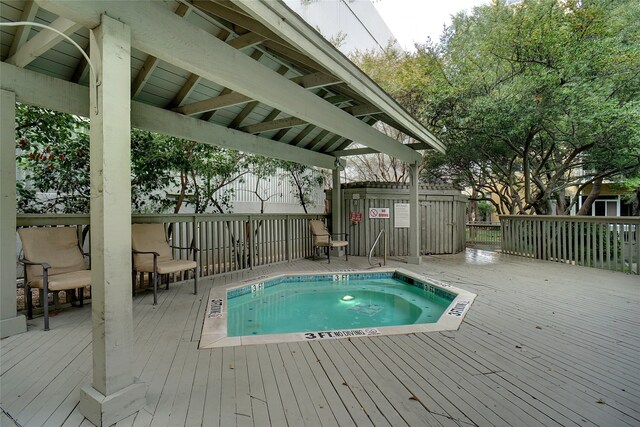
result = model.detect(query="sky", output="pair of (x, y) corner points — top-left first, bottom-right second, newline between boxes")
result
(373, 0), (488, 51)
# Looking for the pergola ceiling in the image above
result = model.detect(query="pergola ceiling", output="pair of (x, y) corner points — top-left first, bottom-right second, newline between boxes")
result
(0, 0), (445, 168)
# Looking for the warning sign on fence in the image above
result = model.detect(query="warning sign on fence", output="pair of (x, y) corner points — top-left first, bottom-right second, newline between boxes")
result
(368, 208), (390, 219)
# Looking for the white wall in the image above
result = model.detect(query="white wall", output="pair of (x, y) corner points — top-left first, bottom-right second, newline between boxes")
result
(284, 0), (400, 53)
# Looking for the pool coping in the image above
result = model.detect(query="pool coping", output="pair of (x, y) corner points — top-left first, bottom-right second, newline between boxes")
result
(199, 268), (476, 348)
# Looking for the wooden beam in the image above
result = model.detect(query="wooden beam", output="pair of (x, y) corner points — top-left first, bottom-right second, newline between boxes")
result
(229, 100), (259, 129)
(0, 62), (339, 169)
(7, 1), (38, 57)
(303, 129), (330, 150)
(132, 103), (340, 169)
(176, 71), (334, 116)
(168, 29), (231, 109)
(169, 73), (200, 108)
(240, 103), (376, 134)
(196, 0), (327, 73)
(227, 32), (266, 50)
(289, 72), (341, 89)
(228, 64), (288, 128)
(230, 0), (445, 153)
(273, 128), (290, 141)
(32, 1), (423, 162)
(131, 55), (160, 98)
(316, 135), (341, 152)
(6, 16), (82, 68)
(240, 116), (304, 134)
(174, 92), (251, 116)
(290, 124), (316, 147)
(131, 3), (191, 98)
(200, 49), (263, 121)
(343, 104), (381, 117)
(262, 40), (325, 73)
(330, 142), (431, 157)
(193, 1), (288, 50)
(71, 44), (90, 83)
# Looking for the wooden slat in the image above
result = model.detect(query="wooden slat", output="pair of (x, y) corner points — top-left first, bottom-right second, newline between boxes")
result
(3, 251), (640, 427)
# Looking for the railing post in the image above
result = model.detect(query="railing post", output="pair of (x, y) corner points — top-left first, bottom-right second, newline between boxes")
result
(248, 215), (254, 270)
(285, 215), (291, 262)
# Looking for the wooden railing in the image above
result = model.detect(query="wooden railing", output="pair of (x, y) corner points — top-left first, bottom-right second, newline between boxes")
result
(466, 222), (501, 248)
(501, 215), (639, 274)
(16, 213), (325, 311)
(17, 213), (325, 277)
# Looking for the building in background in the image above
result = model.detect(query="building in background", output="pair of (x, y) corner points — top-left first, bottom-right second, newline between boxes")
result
(284, 0), (400, 53)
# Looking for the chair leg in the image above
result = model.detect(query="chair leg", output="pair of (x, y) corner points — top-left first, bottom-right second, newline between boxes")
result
(152, 271), (158, 305)
(193, 267), (198, 295)
(328, 246), (331, 264)
(43, 278), (50, 331)
(132, 269), (137, 296)
(26, 285), (33, 320)
(79, 286), (84, 307)
(165, 274), (169, 290)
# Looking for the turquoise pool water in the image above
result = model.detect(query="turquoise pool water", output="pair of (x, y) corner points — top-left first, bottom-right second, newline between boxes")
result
(227, 278), (452, 337)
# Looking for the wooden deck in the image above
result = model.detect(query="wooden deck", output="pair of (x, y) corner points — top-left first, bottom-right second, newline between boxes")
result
(1, 250), (639, 427)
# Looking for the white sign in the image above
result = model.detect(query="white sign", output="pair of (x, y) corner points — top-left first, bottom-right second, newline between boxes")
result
(394, 203), (410, 228)
(368, 207), (390, 219)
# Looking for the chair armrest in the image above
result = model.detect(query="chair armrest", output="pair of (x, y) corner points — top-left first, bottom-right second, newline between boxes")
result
(18, 257), (51, 271)
(132, 250), (161, 257)
(169, 244), (200, 252)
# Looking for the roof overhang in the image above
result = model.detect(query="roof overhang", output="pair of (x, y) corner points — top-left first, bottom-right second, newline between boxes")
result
(2, 0), (445, 168)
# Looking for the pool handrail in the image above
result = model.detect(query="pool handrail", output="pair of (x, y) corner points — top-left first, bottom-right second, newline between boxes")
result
(368, 229), (387, 267)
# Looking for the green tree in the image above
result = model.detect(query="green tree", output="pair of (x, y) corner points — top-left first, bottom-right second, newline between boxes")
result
(421, 0), (640, 215)
(16, 105), (321, 215)
(15, 104), (90, 213)
(280, 161), (324, 213)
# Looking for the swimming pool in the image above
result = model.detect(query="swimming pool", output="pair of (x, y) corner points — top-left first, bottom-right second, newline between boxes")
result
(200, 269), (476, 348)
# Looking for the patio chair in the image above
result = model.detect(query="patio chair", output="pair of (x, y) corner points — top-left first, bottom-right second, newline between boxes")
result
(309, 219), (348, 263)
(131, 223), (198, 305)
(18, 226), (91, 331)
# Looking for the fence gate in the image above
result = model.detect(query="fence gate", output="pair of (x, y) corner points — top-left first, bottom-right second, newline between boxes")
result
(421, 197), (462, 254)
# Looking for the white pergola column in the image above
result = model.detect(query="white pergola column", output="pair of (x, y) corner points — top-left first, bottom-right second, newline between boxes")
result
(331, 166), (344, 256)
(407, 162), (422, 264)
(0, 89), (27, 338)
(78, 15), (145, 427)
(332, 166), (342, 235)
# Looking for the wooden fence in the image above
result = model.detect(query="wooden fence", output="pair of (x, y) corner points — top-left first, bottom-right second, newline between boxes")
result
(17, 213), (325, 276)
(501, 215), (639, 274)
(466, 222), (502, 248)
(332, 183), (467, 257)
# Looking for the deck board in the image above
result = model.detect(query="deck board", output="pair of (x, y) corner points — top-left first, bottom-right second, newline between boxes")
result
(2, 250), (640, 426)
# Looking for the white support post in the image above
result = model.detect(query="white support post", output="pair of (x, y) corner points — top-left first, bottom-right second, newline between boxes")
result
(78, 15), (145, 427)
(408, 162), (422, 264)
(331, 166), (343, 257)
(0, 90), (27, 338)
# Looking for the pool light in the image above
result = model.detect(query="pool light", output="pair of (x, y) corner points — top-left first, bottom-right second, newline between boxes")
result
(341, 295), (355, 301)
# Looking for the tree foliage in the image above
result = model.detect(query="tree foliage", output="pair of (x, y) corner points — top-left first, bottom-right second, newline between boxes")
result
(353, 0), (640, 214)
(421, 0), (640, 214)
(15, 104), (90, 213)
(15, 105), (322, 214)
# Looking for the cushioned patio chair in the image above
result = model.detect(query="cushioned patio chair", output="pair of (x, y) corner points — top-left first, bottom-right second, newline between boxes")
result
(18, 226), (91, 331)
(131, 223), (198, 305)
(309, 219), (348, 263)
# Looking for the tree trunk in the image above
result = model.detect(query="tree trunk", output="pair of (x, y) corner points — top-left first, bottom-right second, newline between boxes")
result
(468, 188), (478, 222)
(577, 177), (602, 215)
